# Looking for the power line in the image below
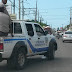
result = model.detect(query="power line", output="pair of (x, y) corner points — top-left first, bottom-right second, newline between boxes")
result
(40, 7), (70, 10)
(9, 0), (13, 4)
(19, 0), (21, 19)
(24, 1), (30, 5)
(22, 0), (24, 20)
(70, 7), (72, 27)
(35, 0), (37, 22)
(38, 10), (39, 22)
(45, 18), (69, 20)
(9, 0), (19, 13)
(41, 15), (69, 16)
(13, 0), (15, 14)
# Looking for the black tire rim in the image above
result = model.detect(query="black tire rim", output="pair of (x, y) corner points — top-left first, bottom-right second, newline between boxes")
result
(18, 53), (25, 67)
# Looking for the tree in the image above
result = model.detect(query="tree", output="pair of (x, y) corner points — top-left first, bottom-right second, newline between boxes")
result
(26, 19), (47, 27)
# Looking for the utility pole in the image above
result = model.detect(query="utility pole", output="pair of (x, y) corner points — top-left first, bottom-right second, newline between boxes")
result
(24, 8), (36, 20)
(62, 24), (63, 31)
(19, 0), (21, 19)
(13, 0), (15, 14)
(35, 0), (37, 22)
(46, 21), (47, 25)
(62, 24), (63, 28)
(38, 10), (39, 22)
(22, 0), (24, 20)
(40, 16), (42, 25)
(70, 7), (72, 27)
(11, 4), (12, 14)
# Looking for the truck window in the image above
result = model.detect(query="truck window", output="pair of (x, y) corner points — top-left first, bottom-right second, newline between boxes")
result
(25, 24), (34, 36)
(34, 24), (45, 36)
(14, 23), (22, 34)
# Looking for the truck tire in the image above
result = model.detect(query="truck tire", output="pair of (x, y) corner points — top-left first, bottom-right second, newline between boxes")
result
(7, 48), (26, 70)
(45, 43), (55, 60)
(7, 57), (15, 69)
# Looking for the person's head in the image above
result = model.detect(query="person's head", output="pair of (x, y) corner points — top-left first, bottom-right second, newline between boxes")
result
(2, 0), (7, 4)
(0, 3), (4, 12)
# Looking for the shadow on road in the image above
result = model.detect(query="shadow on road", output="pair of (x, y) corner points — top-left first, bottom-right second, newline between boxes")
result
(0, 57), (72, 72)
(63, 41), (72, 43)
(25, 57), (72, 68)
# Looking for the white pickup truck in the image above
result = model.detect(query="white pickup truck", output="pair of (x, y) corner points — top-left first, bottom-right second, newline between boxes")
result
(0, 20), (57, 69)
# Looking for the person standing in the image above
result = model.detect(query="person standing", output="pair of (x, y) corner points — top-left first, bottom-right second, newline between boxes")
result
(0, 0), (13, 36)
(0, 4), (10, 36)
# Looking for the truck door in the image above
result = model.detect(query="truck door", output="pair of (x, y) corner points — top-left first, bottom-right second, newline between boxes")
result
(25, 23), (39, 53)
(25, 23), (48, 53)
(34, 24), (48, 52)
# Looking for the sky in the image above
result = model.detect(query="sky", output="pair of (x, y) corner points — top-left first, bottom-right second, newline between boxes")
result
(1, 0), (72, 29)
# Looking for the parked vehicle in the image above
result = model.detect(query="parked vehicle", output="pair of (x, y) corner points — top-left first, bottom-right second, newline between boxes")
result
(62, 31), (72, 42)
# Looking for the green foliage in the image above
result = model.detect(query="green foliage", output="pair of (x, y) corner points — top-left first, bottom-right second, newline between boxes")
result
(66, 24), (71, 30)
(26, 19), (47, 27)
(64, 24), (72, 30)
(39, 22), (47, 26)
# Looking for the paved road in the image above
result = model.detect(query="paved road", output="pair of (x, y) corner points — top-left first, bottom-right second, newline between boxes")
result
(0, 38), (72, 72)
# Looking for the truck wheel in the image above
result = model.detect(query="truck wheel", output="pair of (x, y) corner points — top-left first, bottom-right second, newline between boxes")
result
(45, 43), (55, 60)
(7, 48), (26, 70)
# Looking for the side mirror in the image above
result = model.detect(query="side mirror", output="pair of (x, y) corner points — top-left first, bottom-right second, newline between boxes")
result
(28, 31), (34, 36)
(62, 34), (63, 35)
(45, 31), (48, 35)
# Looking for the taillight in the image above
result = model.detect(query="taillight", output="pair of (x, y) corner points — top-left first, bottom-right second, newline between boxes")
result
(63, 35), (67, 37)
(0, 43), (3, 51)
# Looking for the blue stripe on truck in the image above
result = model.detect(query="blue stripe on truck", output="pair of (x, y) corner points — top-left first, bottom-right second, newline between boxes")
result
(4, 39), (26, 41)
(4, 38), (48, 53)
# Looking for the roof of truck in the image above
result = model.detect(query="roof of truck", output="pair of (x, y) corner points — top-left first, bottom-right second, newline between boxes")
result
(12, 20), (39, 25)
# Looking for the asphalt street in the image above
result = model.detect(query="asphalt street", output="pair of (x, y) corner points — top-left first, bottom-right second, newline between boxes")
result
(0, 38), (72, 72)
